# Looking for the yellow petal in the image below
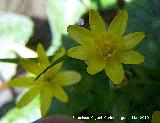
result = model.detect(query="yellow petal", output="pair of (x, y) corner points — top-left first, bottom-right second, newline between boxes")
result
(124, 32), (145, 50)
(89, 9), (106, 33)
(67, 25), (93, 45)
(43, 63), (62, 80)
(53, 86), (68, 103)
(40, 85), (53, 117)
(108, 10), (128, 36)
(37, 43), (49, 65)
(8, 77), (34, 87)
(52, 47), (65, 62)
(67, 46), (88, 60)
(20, 59), (41, 75)
(86, 59), (105, 75)
(44, 48), (65, 79)
(53, 71), (81, 86)
(152, 111), (160, 123)
(16, 85), (41, 108)
(120, 50), (144, 64)
(105, 59), (124, 84)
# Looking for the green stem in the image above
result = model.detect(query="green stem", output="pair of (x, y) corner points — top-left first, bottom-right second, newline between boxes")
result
(34, 54), (71, 81)
(0, 56), (53, 64)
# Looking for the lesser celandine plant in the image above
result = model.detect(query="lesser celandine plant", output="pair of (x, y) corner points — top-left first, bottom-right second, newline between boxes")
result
(7, 9), (146, 118)
(8, 44), (81, 116)
(67, 9), (145, 84)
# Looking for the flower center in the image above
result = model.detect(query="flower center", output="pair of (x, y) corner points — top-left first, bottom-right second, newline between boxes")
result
(98, 42), (116, 59)
(102, 43), (112, 57)
(94, 33), (118, 60)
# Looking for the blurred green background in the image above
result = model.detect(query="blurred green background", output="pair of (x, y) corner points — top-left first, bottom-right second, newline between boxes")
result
(0, 0), (160, 123)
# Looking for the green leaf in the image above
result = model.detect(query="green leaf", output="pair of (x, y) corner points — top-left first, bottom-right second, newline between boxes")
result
(46, 0), (87, 54)
(0, 56), (53, 64)
(0, 12), (33, 44)
(0, 97), (41, 123)
(0, 12), (34, 80)
(0, 12), (35, 59)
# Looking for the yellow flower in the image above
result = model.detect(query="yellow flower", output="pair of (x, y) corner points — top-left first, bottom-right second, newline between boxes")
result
(67, 10), (145, 84)
(152, 111), (160, 123)
(8, 44), (81, 116)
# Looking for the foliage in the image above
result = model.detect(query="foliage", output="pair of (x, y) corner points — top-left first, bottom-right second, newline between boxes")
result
(0, 12), (35, 80)
(0, 0), (160, 123)
(0, 98), (40, 123)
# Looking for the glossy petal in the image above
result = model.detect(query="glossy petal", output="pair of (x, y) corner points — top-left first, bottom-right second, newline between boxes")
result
(37, 43), (49, 65)
(67, 25), (93, 45)
(105, 59), (124, 84)
(67, 46), (88, 60)
(89, 9), (106, 33)
(86, 59), (105, 75)
(120, 50), (144, 64)
(152, 111), (160, 123)
(43, 63), (62, 80)
(40, 85), (53, 117)
(53, 71), (81, 86)
(20, 59), (41, 75)
(16, 85), (41, 108)
(8, 76), (34, 87)
(53, 86), (68, 103)
(44, 48), (65, 79)
(108, 10), (128, 36)
(52, 47), (65, 62)
(124, 32), (145, 50)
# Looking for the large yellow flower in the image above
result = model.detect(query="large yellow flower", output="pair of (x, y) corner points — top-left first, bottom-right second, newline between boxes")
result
(67, 10), (145, 84)
(8, 44), (81, 116)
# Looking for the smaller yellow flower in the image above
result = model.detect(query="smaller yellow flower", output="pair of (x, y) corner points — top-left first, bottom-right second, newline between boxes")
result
(67, 10), (145, 84)
(152, 111), (160, 123)
(8, 44), (81, 116)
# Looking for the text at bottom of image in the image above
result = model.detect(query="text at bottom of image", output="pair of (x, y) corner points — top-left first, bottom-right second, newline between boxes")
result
(72, 115), (150, 121)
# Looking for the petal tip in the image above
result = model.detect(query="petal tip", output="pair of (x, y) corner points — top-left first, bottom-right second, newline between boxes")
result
(41, 110), (47, 117)
(120, 10), (128, 17)
(67, 25), (76, 34)
(139, 55), (144, 63)
(141, 32), (145, 39)
(67, 48), (85, 60)
(64, 98), (69, 103)
(74, 71), (81, 83)
(112, 77), (124, 85)
(67, 25), (72, 31)
(16, 103), (23, 109)
(87, 67), (96, 75)
(89, 9), (96, 14)
(37, 43), (43, 49)
(67, 25), (78, 32)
